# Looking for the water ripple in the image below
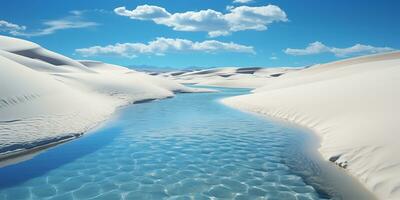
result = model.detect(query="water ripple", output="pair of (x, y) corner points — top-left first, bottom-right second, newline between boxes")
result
(0, 88), (358, 199)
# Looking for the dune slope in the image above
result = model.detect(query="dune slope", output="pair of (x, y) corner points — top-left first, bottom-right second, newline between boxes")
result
(0, 35), (206, 158)
(222, 52), (400, 200)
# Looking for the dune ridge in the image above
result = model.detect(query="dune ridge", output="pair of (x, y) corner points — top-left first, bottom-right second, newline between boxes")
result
(0, 35), (210, 159)
(220, 51), (400, 200)
(158, 67), (301, 88)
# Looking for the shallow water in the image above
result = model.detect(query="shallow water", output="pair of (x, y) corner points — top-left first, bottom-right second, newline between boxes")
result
(0, 87), (373, 200)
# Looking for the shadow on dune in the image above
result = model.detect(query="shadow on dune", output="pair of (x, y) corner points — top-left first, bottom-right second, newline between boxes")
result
(236, 67), (262, 74)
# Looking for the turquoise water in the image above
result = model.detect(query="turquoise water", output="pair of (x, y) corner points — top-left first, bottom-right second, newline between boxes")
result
(0, 87), (372, 200)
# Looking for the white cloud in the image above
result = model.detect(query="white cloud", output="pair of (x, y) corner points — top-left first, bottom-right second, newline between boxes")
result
(330, 44), (394, 57)
(285, 41), (329, 56)
(233, 0), (254, 4)
(114, 5), (171, 20)
(285, 41), (395, 57)
(17, 20), (98, 37)
(114, 4), (287, 37)
(3, 11), (98, 37)
(225, 5), (287, 32)
(269, 56), (278, 60)
(75, 37), (255, 58)
(0, 20), (26, 34)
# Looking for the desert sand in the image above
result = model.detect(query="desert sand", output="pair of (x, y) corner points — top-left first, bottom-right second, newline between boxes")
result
(0, 35), (210, 159)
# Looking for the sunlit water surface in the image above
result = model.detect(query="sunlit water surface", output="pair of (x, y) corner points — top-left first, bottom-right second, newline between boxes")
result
(0, 87), (373, 200)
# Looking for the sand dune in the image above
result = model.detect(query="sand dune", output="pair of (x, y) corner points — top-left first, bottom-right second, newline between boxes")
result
(0, 35), (209, 159)
(222, 51), (400, 200)
(2, 34), (399, 199)
(159, 67), (301, 88)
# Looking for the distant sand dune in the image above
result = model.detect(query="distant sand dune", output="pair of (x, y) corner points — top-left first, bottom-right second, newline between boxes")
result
(159, 67), (301, 88)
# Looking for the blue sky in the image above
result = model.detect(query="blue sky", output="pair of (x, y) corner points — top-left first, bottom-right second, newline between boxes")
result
(1, 0), (399, 68)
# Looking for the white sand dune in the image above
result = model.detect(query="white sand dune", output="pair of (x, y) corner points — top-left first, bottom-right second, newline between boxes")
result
(159, 67), (301, 88)
(221, 51), (400, 200)
(2, 34), (399, 199)
(0, 35), (210, 158)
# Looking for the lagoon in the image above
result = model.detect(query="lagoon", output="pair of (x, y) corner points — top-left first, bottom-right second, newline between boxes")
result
(0, 87), (373, 200)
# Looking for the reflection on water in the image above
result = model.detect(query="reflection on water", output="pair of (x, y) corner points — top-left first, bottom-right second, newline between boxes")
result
(0, 87), (373, 200)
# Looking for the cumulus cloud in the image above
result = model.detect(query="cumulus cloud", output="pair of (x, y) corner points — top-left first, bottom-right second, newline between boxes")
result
(233, 0), (254, 4)
(2, 11), (98, 37)
(285, 41), (395, 57)
(114, 5), (171, 20)
(0, 20), (26, 34)
(75, 37), (255, 58)
(114, 4), (287, 37)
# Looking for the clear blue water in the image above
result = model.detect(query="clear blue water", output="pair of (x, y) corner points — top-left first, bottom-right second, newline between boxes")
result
(0, 87), (372, 200)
